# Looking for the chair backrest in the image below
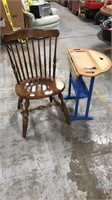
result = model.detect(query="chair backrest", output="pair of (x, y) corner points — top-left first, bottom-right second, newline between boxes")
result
(3, 28), (59, 84)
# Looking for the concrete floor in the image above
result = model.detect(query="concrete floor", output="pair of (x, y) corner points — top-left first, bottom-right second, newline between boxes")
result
(0, 2), (112, 200)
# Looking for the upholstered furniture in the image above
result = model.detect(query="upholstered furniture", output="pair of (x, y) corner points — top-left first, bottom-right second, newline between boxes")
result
(22, 0), (60, 29)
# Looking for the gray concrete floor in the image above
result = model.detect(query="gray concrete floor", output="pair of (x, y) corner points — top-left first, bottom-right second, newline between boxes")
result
(0, 2), (112, 200)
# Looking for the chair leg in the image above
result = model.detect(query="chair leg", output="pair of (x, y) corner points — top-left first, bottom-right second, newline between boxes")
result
(18, 98), (23, 110)
(58, 93), (70, 124)
(49, 96), (53, 103)
(21, 100), (30, 138)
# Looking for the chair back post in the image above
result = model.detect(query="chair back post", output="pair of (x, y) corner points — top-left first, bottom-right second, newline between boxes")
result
(53, 36), (58, 78)
(6, 43), (21, 84)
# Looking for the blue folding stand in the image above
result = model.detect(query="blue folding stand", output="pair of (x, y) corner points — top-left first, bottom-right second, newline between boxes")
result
(64, 72), (95, 121)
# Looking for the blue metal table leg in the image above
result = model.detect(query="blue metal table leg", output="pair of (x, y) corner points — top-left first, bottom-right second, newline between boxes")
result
(64, 73), (76, 99)
(73, 76), (82, 118)
(64, 73), (95, 121)
(85, 77), (95, 119)
(68, 73), (72, 98)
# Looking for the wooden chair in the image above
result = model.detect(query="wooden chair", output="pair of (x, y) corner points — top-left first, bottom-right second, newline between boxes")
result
(3, 28), (70, 138)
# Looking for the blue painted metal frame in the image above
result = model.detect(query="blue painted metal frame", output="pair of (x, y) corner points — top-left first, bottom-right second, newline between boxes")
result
(64, 73), (95, 121)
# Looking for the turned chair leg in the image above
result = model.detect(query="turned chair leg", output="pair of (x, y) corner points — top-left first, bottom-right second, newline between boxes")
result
(21, 100), (30, 138)
(58, 93), (70, 124)
(49, 96), (53, 103)
(18, 98), (23, 110)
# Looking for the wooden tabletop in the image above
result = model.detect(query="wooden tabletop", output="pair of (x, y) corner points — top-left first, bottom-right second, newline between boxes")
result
(67, 48), (112, 77)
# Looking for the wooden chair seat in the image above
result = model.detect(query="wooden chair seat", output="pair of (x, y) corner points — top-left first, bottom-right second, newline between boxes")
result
(16, 77), (65, 99)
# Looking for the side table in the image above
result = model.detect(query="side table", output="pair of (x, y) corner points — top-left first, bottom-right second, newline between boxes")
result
(64, 48), (112, 121)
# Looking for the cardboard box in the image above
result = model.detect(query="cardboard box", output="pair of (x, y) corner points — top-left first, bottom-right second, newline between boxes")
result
(0, 0), (24, 35)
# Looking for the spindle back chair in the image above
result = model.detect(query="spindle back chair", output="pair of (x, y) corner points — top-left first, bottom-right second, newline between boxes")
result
(3, 28), (70, 138)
